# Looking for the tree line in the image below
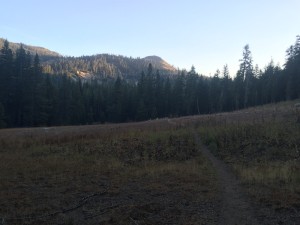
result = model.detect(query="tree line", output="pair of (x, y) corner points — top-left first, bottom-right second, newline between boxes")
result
(0, 36), (299, 128)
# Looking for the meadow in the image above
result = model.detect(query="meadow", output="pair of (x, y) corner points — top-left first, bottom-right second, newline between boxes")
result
(0, 120), (218, 225)
(0, 100), (299, 224)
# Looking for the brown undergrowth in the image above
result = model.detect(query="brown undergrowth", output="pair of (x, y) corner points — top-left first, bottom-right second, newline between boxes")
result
(0, 121), (218, 225)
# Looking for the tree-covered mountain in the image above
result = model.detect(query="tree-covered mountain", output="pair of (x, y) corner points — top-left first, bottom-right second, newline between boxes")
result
(43, 54), (177, 81)
(0, 38), (178, 81)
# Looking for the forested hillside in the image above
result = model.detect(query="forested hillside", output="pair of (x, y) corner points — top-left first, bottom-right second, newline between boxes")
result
(0, 38), (60, 62)
(0, 39), (177, 81)
(43, 54), (177, 81)
(0, 36), (299, 128)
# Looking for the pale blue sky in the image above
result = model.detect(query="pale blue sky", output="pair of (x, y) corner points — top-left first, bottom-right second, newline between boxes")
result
(1, 0), (299, 76)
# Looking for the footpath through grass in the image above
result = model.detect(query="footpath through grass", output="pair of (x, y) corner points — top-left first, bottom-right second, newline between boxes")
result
(196, 100), (300, 211)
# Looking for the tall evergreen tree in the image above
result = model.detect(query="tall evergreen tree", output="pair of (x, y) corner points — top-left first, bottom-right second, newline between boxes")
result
(196, 75), (209, 114)
(172, 72), (185, 116)
(221, 64), (232, 111)
(58, 75), (72, 125)
(163, 77), (172, 116)
(14, 44), (30, 126)
(236, 44), (254, 108)
(0, 102), (6, 128)
(108, 76), (123, 122)
(0, 40), (14, 126)
(209, 69), (222, 112)
(285, 36), (300, 99)
(185, 66), (198, 115)
(154, 70), (163, 117)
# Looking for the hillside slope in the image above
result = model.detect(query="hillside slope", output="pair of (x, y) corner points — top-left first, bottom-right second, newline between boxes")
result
(1, 38), (178, 81)
(43, 54), (177, 81)
(0, 38), (61, 61)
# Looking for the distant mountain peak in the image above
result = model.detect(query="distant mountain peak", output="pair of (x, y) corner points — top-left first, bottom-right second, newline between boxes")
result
(143, 55), (176, 72)
(143, 55), (163, 61)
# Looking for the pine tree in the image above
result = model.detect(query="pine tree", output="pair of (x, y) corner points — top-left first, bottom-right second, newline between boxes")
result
(136, 99), (147, 121)
(163, 77), (172, 116)
(153, 70), (162, 118)
(32, 53), (43, 126)
(108, 76), (123, 122)
(185, 66), (198, 115)
(172, 72), (185, 116)
(0, 102), (6, 128)
(196, 75), (209, 114)
(221, 64), (232, 111)
(285, 36), (300, 99)
(145, 63), (155, 117)
(209, 69), (221, 112)
(0, 40), (13, 125)
(236, 44), (254, 108)
(14, 44), (31, 126)
(58, 75), (72, 125)
(36, 75), (55, 126)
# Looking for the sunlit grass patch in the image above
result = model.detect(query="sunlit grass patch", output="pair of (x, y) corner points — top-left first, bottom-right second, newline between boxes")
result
(234, 161), (300, 186)
(233, 161), (300, 208)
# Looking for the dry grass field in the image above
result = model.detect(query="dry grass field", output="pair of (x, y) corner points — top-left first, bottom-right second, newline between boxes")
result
(0, 120), (218, 225)
(0, 100), (300, 224)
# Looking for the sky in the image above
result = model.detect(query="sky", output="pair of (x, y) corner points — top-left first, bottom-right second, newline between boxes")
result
(1, 0), (300, 76)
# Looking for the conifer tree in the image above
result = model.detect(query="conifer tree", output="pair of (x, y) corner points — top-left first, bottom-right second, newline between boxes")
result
(0, 40), (13, 125)
(285, 36), (300, 99)
(235, 44), (254, 108)
(0, 102), (6, 128)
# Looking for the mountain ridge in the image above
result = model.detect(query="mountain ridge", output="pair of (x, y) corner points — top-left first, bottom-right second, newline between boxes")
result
(0, 38), (178, 81)
(0, 38), (61, 61)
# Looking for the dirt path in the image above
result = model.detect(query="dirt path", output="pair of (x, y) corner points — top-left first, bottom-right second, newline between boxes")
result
(194, 132), (259, 225)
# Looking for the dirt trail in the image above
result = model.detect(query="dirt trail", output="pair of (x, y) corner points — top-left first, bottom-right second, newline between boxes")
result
(194, 132), (259, 225)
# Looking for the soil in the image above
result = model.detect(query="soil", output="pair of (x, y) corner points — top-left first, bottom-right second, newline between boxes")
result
(194, 132), (258, 225)
(2, 175), (219, 225)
